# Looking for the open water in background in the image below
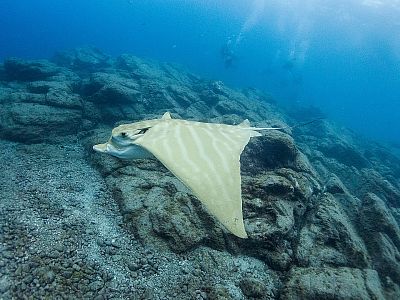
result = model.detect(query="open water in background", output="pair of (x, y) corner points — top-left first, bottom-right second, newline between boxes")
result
(1, 0), (399, 144)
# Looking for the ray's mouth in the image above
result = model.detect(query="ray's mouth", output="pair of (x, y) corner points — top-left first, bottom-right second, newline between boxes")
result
(93, 140), (124, 153)
(108, 140), (125, 151)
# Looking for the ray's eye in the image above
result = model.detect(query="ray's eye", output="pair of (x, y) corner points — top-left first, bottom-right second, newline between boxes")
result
(121, 132), (127, 137)
(138, 127), (150, 135)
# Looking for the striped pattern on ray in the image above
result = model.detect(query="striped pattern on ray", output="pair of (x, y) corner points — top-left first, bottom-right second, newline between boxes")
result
(135, 118), (258, 238)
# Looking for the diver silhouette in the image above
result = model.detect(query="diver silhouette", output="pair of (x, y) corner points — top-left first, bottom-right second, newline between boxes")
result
(220, 38), (236, 68)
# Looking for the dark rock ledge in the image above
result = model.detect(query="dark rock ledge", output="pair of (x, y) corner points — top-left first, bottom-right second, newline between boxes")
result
(0, 46), (399, 299)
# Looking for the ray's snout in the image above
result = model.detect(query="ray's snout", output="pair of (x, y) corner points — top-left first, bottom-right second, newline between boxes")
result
(93, 143), (108, 153)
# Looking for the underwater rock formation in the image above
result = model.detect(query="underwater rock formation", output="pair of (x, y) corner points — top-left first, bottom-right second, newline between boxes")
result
(0, 47), (399, 299)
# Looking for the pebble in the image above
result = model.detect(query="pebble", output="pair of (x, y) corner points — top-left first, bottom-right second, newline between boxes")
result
(94, 294), (106, 300)
(106, 247), (117, 255)
(47, 250), (60, 259)
(24, 275), (34, 284)
(0, 276), (11, 293)
(128, 262), (140, 271)
(62, 270), (73, 279)
(89, 280), (103, 291)
(43, 270), (55, 284)
(3, 251), (13, 259)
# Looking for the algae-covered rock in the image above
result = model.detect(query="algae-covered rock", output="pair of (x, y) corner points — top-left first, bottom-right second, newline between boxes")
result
(282, 267), (385, 300)
(324, 174), (347, 194)
(53, 46), (111, 71)
(83, 72), (141, 103)
(359, 193), (400, 284)
(149, 192), (209, 252)
(0, 57), (85, 143)
(0, 102), (82, 143)
(296, 193), (369, 268)
(4, 58), (61, 81)
(319, 139), (370, 168)
(242, 130), (301, 173)
(239, 278), (268, 298)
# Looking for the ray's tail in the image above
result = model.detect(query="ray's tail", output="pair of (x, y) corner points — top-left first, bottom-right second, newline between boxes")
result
(251, 117), (325, 131)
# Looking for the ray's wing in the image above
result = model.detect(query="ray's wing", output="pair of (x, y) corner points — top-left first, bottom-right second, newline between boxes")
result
(134, 119), (257, 238)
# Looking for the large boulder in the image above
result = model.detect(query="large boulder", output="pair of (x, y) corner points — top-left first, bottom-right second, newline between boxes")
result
(296, 194), (369, 268)
(52, 46), (111, 71)
(0, 101), (82, 143)
(4, 58), (61, 81)
(359, 193), (400, 284)
(0, 60), (85, 143)
(281, 267), (385, 299)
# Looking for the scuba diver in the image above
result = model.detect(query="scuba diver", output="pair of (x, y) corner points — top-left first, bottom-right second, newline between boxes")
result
(220, 37), (237, 68)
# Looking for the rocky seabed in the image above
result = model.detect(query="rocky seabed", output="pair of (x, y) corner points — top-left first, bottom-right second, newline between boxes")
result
(0, 47), (399, 299)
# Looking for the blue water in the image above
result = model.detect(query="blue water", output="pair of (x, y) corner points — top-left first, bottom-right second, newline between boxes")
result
(1, 0), (399, 144)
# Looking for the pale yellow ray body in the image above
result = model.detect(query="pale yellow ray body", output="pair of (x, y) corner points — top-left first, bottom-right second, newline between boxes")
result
(93, 112), (265, 238)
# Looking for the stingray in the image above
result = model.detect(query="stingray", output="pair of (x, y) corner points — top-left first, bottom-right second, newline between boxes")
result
(93, 112), (285, 238)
